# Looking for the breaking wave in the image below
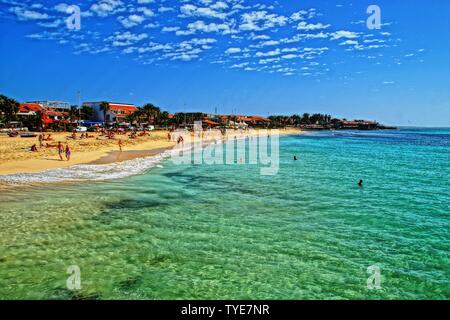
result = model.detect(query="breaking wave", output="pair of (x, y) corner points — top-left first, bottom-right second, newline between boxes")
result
(0, 150), (172, 185)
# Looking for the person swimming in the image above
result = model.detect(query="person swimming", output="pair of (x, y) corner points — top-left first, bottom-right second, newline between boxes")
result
(294, 156), (298, 161)
(358, 180), (363, 187)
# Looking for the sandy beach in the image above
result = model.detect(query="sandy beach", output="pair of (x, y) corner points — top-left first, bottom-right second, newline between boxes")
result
(0, 128), (302, 176)
(0, 130), (175, 175)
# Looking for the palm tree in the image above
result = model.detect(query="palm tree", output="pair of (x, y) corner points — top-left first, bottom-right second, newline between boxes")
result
(158, 111), (170, 128)
(99, 101), (110, 126)
(80, 106), (93, 121)
(125, 113), (135, 125)
(0, 94), (20, 124)
(133, 109), (144, 127)
(68, 106), (80, 124)
(174, 113), (185, 127)
(142, 103), (161, 125)
(301, 113), (310, 125)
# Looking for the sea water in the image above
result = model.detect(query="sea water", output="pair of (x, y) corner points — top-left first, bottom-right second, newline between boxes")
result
(0, 128), (448, 299)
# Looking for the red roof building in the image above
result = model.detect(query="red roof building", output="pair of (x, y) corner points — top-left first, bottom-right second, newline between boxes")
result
(18, 103), (43, 114)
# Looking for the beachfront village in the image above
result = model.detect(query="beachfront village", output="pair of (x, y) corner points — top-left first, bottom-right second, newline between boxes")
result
(0, 94), (394, 134)
(0, 93), (397, 175)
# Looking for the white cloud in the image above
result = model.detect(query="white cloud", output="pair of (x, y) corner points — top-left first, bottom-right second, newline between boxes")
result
(297, 22), (330, 31)
(330, 30), (359, 40)
(118, 15), (145, 28)
(340, 40), (358, 46)
(240, 11), (287, 31)
(9, 7), (49, 20)
(137, 7), (155, 17)
(281, 54), (297, 59)
(225, 47), (241, 54)
(230, 62), (249, 68)
(106, 31), (148, 47)
(180, 4), (227, 20)
(162, 26), (180, 32)
(91, 0), (124, 17)
(178, 20), (233, 35)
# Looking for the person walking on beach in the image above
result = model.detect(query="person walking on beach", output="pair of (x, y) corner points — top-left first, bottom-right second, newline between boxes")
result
(118, 139), (123, 152)
(38, 133), (43, 147)
(65, 144), (71, 161)
(57, 141), (64, 161)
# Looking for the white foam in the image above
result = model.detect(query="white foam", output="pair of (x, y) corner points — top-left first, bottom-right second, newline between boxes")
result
(0, 151), (172, 185)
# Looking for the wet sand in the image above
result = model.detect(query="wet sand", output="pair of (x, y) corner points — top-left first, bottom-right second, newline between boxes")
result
(90, 148), (173, 165)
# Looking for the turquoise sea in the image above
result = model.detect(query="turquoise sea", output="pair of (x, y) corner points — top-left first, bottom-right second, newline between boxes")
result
(0, 128), (448, 299)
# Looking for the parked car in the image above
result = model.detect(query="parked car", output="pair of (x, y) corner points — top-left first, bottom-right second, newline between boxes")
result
(75, 126), (88, 132)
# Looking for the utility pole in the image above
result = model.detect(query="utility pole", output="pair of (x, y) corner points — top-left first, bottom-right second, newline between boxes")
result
(77, 91), (81, 122)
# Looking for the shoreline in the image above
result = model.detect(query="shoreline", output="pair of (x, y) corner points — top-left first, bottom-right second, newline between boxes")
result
(0, 132), (176, 176)
(0, 128), (303, 178)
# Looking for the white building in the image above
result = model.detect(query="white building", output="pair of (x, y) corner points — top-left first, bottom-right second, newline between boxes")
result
(83, 102), (139, 123)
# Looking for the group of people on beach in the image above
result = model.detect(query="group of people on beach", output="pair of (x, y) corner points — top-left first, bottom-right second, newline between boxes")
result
(69, 131), (94, 140)
(30, 133), (72, 161)
(30, 141), (71, 161)
(38, 133), (53, 146)
(57, 141), (71, 161)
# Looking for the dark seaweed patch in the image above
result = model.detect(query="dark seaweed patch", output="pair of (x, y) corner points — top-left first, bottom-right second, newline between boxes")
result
(118, 275), (143, 291)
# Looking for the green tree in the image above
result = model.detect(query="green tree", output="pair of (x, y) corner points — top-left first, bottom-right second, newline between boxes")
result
(158, 111), (170, 127)
(301, 113), (310, 124)
(68, 106), (80, 123)
(99, 101), (110, 126)
(142, 103), (161, 125)
(0, 94), (20, 124)
(80, 106), (93, 120)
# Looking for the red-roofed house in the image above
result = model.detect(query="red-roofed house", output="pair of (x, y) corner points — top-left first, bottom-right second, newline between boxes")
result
(18, 103), (44, 115)
(17, 102), (71, 130)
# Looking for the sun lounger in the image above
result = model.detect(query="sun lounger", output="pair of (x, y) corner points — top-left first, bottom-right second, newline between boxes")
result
(20, 132), (37, 138)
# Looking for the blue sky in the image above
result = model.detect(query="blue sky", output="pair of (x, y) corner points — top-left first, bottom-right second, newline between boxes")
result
(0, 0), (449, 126)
